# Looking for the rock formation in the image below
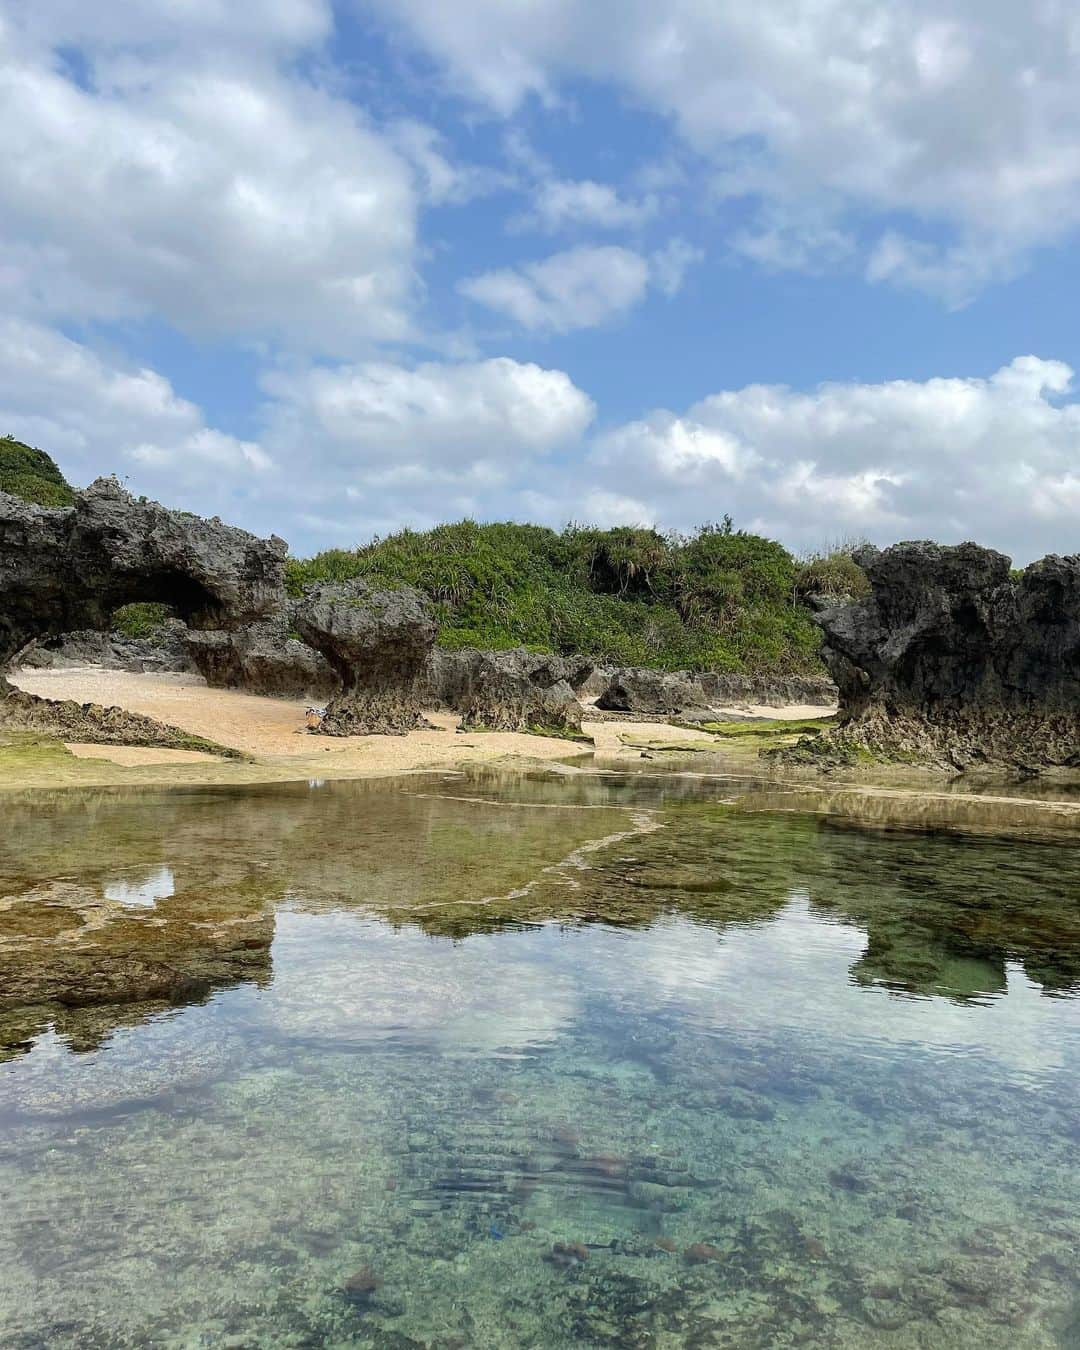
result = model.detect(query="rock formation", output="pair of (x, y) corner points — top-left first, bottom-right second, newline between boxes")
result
(812, 541), (1080, 770)
(186, 612), (338, 700)
(294, 580), (437, 735)
(19, 620), (196, 675)
(595, 668), (836, 719)
(0, 477), (286, 677)
(455, 650), (587, 735)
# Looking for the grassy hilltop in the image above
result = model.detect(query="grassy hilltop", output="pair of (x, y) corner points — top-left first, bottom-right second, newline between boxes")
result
(0, 436), (75, 508)
(288, 519), (868, 674)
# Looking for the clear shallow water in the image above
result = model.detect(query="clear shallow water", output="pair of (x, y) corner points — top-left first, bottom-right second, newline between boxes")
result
(1, 771), (1080, 1347)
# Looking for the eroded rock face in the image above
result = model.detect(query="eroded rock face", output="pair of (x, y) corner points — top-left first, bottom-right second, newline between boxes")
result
(815, 542), (1080, 769)
(455, 651), (587, 734)
(186, 613), (338, 700)
(595, 668), (836, 718)
(294, 580), (437, 735)
(20, 620), (196, 675)
(596, 669), (712, 718)
(1, 478), (286, 675)
(430, 648), (593, 713)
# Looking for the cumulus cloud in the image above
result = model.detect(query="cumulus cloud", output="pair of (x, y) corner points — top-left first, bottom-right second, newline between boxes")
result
(7, 320), (1080, 562)
(524, 178), (660, 233)
(0, 318), (596, 550)
(459, 240), (699, 332)
(365, 0), (1080, 295)
(582, 356), (1080, 562)
(0, 4), (418, 350)
(0, 318), (271, 513)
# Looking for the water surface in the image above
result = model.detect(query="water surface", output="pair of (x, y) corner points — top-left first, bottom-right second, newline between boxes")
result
(1, 769), (1079, 1347)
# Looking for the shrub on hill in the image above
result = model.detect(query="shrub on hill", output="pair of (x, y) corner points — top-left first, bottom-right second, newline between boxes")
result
(0, 435), (75, 507)
(287, 518), (825, 674)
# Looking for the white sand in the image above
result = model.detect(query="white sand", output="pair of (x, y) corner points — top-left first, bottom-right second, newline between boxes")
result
(7, 667), (831, 788)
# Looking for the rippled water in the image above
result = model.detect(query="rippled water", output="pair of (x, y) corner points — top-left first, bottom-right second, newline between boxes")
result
(1, 768), (1079, 1347)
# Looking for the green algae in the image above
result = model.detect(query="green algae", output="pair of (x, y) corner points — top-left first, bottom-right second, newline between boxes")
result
(1, 769), (1079, 1346)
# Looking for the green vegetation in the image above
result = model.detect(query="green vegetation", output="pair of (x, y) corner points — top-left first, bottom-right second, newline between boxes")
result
(288, 518), (842, 674)
(0, 435), (75, 508)
(112, 602), (173, 640)
(794, 541), (872, 602)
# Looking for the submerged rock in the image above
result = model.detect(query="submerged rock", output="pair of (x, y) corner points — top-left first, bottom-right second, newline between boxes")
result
(684, 1242), (723, 1264)
(294, 580), (437, 735)
(547, 1242), (589, 1268)
(809, 541), (1080, 769)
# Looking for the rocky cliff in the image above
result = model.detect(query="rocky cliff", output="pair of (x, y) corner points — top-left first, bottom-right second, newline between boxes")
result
(812, 541), (1080, 770)
(0, 477), (286, 675)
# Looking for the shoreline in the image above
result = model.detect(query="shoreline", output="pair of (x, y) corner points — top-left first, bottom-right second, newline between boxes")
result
(5, 668), (1080, 838)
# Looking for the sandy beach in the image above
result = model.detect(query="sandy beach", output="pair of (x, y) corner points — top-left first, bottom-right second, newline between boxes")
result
(6, 666), (752, 787)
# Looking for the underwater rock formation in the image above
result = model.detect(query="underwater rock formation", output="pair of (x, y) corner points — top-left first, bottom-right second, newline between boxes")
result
(294, 580), (437, 735)
(813, 541), (1080, 769)
(186, 612), (338, 700)
(455, 651), (587, 735)
(0, 477), (286, 681)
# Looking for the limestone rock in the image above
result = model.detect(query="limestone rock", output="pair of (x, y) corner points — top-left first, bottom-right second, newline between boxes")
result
(455, 651), (586, 734)
(294, 580), (437, 735)
(186, 611), (338, 700)
(812, 541), (1080, 769)
(595, 668), (835, 717)
(1, 477), (286, 675)
(21, 620), (196, 674)
(430, 647), (594, 714)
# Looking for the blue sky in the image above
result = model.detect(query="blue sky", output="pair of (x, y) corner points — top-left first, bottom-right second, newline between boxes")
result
(2, 1), (1080, 561)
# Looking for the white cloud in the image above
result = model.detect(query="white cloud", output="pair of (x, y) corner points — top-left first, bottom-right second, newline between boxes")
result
(459, 245), (650, 332)
(579, 356), (1080, 562)
(261, 356), (595, 466)
(365, 0), (1080, 295)
(8, 0), (333, 57)
(0, 5), (419, 350)
(6, 321), (1080, 563)
(525, 178), (660, 232)
(388, 119), (504, 205)
(459, 239), (700, 332)
(0, 319), (597, 551)
(650, 237), (705, 296)
(0, 318), (271, 512)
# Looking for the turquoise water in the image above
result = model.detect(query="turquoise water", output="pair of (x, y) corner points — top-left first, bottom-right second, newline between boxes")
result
(1, 770), (1079, 1347)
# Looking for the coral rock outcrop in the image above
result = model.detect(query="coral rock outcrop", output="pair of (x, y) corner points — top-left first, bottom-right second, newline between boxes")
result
(454, 650), (588, 735)
(1, 477), (286, 677)
(186, 612), (338, 700)
(294, 580), (437, 735)
(813, 541), (1080, 769)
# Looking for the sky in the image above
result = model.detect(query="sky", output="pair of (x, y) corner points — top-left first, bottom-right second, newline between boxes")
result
(2, 2), (1080, 562)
